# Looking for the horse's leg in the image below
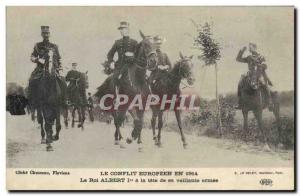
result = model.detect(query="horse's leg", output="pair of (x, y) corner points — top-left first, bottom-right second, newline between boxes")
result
(156, 111), (163, 147)
(37, 107), (46, 144)
(31, 107), (36, 122)
(113, 112), (120, 145)
(81, 106), (86, 129)
(135, 110), (145, 152)
(77, 106), (82, 128)
(272, 95), (283, 147)
(113, 111), (126, 148)
(71, 107), (75, 128)
(54, 107), (61, 141)
(175, 110), (187, 149)
(242, 109), (249, 141)
(151, 108), (158, 140)
(63, 106), (68, 128)
(42, 105), (55, 151)
(254, 109), (271, 151)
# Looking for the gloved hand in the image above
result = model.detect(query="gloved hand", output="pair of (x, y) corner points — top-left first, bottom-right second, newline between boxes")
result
(38, 58), (46, 65)
(125, 52), (134, 57)
(157, 65), (168, 70)
(110, 62), (115, 70)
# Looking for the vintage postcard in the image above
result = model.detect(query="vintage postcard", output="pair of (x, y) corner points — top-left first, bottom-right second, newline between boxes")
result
(6, 6), (295, 190)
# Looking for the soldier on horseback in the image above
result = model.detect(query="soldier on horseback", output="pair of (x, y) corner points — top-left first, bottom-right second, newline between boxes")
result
(28, 26), (62, 105)
(147, 35), (172, 88)
(236, 43), (274, 110)
(28, 26), (66, 150)
(66, 63), (83, 105)
(65, 62), (88, 128)
(106, 21), (138, 97)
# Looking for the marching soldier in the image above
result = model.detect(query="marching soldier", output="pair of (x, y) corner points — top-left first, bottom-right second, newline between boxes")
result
(106, 21), (138, 95)
(236, 43), (273, 110)
(147, 35), (172, 86)
(28, 26), (62, 105)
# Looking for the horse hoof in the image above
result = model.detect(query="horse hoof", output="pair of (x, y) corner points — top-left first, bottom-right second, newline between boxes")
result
(46, 145), (53, 152)
(138, 147), (143, 152)
(183, 143), (188, 149)
(52, 135), (59, 141)
(41, 139), (46, 144)
(114, 141), (119, 145)
(156, 142), (162, 148)
(126, 138), (132, 144)
(263, 144), (271, 152)
(120, 144), (126, 149)
(153, 136), (157, 140)
(78, 124), (82, 128)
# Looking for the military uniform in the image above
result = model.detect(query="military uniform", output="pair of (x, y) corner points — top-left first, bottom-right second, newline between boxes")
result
(30, 41), (61, 80)
(236, 48), (273, 108)
(148, 48), (172, 87)
(28, 40), (62, 106)
(107, 36), (138, 87)
(65, 70), (87, 106)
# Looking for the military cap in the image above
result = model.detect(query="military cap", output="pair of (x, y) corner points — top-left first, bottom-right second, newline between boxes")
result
(41, 26), (50, 33)
(153, 35), (166, 45)
(118, 21), (129, 30)
(249, 42), (257, 50)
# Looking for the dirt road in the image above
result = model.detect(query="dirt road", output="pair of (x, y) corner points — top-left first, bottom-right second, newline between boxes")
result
(7, 114), (293, 168)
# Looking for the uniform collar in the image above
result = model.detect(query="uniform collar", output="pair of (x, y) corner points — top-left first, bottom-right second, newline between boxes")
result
(42, 39), (50, 44)
(122, 36), (130, 40)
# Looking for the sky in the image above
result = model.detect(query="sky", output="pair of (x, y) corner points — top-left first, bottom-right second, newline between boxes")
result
(6, 6), (294, 99)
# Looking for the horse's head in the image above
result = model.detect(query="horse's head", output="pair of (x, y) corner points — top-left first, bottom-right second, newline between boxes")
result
(48, 49), (55, 76)
(136, 30), (155, 66)
(177, 52), (195, 85)
(248, 69), (260, 90)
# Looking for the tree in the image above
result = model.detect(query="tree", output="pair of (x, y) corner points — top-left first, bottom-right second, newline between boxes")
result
(192, 20), (223, 135)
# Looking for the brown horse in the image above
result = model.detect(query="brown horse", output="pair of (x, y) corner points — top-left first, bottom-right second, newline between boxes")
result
(239, 67), (281, 151)
(148, 53), (195, 148)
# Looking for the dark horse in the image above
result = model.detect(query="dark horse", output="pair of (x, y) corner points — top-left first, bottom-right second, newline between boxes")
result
(68, 71), (88, 130)
(239, 66), (281, 151)
(95, 31), (154, 151)
(33, 50), (67, 151)
(148, 53), (195, 148)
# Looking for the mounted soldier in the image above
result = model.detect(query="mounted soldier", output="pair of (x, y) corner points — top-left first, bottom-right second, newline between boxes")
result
(28, 26), (62, 106)
(66, 63), (82, 104)
(66, 62), (88, 128)
(28, 26), (66, 151)
(106, 21), (138, 98)
(236, 43), (273, 110)
(147, 35), (172, 88)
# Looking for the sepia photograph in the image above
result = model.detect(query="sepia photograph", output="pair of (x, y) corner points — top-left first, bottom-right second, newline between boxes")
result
(5, 6), (295, 190)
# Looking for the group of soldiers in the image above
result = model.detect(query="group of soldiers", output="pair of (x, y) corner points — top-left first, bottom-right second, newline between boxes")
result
(26, 21), (274, 115)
